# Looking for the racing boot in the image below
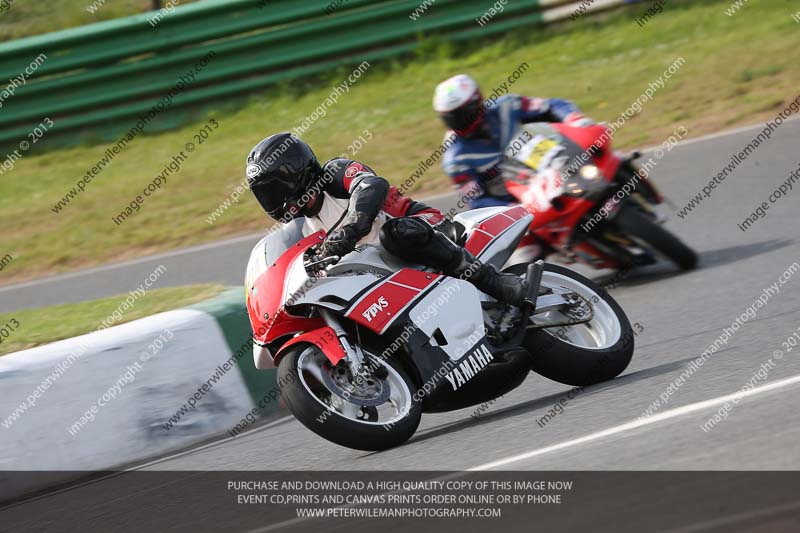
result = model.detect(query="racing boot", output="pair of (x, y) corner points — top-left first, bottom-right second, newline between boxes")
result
(454, 250), (531, 307)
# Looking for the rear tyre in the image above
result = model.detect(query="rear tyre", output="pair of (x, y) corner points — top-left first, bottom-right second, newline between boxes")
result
(507, 263), (635, 386)
(278, 345), (421, 451)
(616, 206), (698, 270)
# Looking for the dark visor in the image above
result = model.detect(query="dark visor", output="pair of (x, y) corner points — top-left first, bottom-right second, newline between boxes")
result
(441, 100), (484, 133)
(252, 176), (296, 219)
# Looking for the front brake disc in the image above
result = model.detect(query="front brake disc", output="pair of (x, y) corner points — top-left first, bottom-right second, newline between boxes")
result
(320, 362), (390, 407)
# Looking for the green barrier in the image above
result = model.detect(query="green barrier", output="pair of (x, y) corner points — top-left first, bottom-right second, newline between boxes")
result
(189, 287), (282, 418)
(0, 0), (554, 145)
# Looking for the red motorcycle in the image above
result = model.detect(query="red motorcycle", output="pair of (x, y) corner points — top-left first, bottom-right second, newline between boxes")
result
(499, 123), (697, 271)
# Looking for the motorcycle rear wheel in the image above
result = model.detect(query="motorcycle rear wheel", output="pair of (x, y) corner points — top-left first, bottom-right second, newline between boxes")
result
(507, 263), (635, 386)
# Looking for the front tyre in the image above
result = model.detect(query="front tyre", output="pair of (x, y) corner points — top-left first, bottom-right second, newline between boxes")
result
(616, 205), (698, 270)
(278, 345), (421, 451)
(507, 263), (635, 386)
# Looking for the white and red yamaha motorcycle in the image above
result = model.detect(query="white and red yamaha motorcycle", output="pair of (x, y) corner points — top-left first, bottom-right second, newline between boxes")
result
(245, 205), (634, 451)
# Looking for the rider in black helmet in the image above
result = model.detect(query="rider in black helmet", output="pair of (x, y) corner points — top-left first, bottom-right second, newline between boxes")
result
(246, 132), (530, 307)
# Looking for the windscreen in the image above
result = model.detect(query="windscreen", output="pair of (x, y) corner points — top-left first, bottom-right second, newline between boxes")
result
(245, 218), (307, 293)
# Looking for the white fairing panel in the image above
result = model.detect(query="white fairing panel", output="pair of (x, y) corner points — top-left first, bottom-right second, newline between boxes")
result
(289, 246), (397, 311)
(284, 252), (312, 304)
(244, 237), (269, 296)
(453, 206), (507, 235)
(249, 236), (383, 313)
(477, 214), (532, 267)
(456, 207), (533, 268)
(408, 278), (485, 361)
(253, 342), (273, 370)
(244, 218), (306, 295)
(291, 274), (382, 312)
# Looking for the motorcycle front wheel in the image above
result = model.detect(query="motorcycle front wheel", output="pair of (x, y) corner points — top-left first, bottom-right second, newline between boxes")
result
(616, 205), (698, 270)
(506, 263), (635, 386)
(278, 344), (421, 451)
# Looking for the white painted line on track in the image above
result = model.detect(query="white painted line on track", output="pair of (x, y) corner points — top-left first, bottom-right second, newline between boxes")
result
(243, 373), (800, 533)
(469, 373), (800, 471)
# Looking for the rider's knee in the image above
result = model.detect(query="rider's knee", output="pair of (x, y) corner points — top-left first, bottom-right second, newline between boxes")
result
(380, 217), (434, 254)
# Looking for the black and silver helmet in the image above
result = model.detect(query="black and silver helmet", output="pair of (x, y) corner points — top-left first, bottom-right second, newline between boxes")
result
(246, 132), (322, 221)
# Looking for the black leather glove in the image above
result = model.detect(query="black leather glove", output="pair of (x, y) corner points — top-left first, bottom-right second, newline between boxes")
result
(321, 224), (360, 258)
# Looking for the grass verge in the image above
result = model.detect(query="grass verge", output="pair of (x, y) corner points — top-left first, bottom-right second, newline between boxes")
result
(0, 284), (226, 356)
(0, 0), (201, 41)
(0, 0), (798, 284)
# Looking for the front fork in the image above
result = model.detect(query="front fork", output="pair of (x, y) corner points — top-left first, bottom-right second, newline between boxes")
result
(619, 152), (664, 205)
(319, 308), (367, 376)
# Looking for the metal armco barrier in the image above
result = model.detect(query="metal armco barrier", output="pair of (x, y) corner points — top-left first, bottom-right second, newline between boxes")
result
(0, 0), (638, 144)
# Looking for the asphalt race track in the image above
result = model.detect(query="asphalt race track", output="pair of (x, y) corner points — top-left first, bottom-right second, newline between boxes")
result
(3, 119), (800, 531)
(136, 122), (800, 465)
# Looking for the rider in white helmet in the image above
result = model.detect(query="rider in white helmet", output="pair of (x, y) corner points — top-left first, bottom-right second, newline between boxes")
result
(433, 74), (593, 209)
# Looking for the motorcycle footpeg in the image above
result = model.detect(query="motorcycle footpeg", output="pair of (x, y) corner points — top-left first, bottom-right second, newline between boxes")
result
(525, 260), (544, 311)
(497, 261), (544, 350)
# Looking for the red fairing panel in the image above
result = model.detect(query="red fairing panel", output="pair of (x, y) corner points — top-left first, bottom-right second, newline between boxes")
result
(552, 123), (610, 152)
(464, 231), (493, 256)
(464, 206), (528, 256)
(276, 326), (346, 366)
(551, 123), (621, 180)
(345, 269), (441, 334)
(247, 231), (326, 344)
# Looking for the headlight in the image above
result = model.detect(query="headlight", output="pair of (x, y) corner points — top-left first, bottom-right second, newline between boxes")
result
(561, 165), (606, 197)
(579, 165), (602, 181)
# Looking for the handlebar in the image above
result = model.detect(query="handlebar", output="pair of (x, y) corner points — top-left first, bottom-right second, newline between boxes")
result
(304, 254), (340, 273)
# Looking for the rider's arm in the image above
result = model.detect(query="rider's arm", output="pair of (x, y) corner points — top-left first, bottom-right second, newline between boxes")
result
(449, 169), (481, 190)
(347, 174), (389, 236)
(443, 143), (484, 197)
(517, 96), (589, 125)
(331, 160), (390, 236)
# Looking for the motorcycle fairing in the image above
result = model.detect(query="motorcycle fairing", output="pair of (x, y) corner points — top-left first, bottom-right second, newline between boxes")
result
(275, 326), (346, 367)
(246, 207), (534, 398)
(343, 269), (444, 334)
(500, 123), (632, 259)
(406, 277), (484, 362)
(385, 319), (530, 413)
(245, 218), (306, 293)
(374, 277), (518, 409)
(290, 206), (532, 334)
(551, 123), (622, 187)
(455, 205), (533, 268)
(246, 229), (327, 344)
